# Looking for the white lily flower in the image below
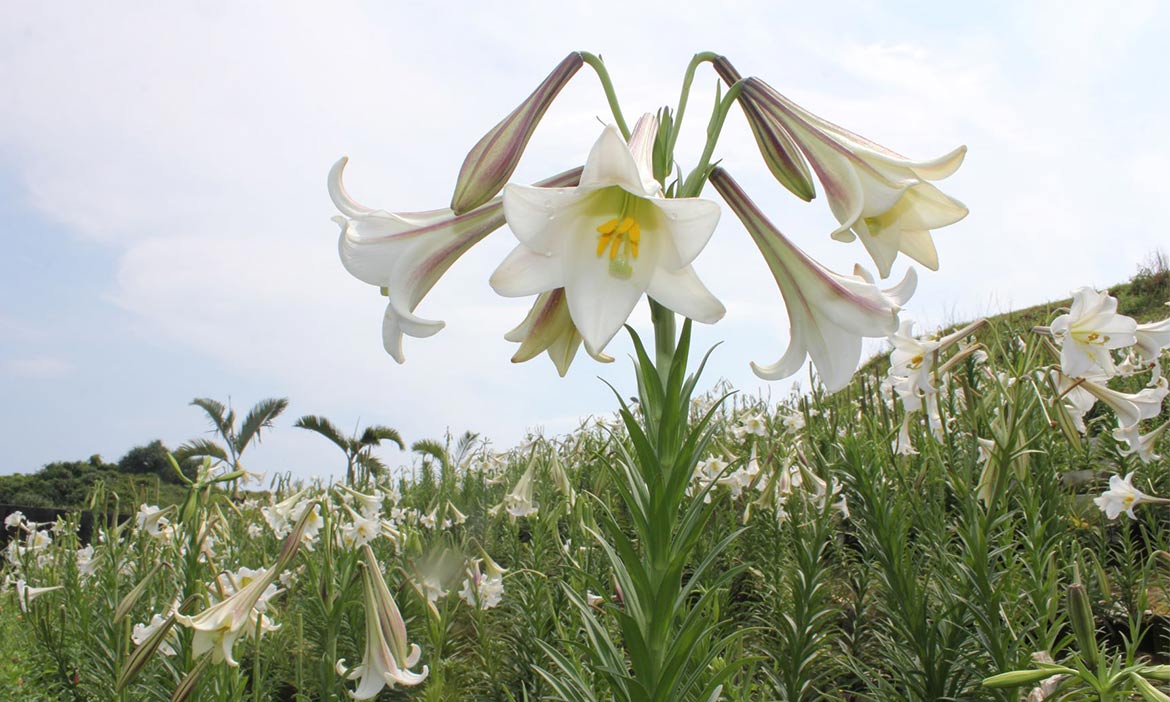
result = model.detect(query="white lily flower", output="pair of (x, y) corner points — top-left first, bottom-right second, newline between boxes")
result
(176, 503), (314, 666)
(888, 319), (941, 397)
(505, 288), (614, 376)
(1094, 473), (1169, 520)
(1066, 373), (1167, 430)
(11, 580), (62, 613)
(710, 168), (915, 392)
(741, 77), (968, 278)
(1113, 420), (1169, 463)
(732, 413), (768, 439)
(1050, 288), (1137, 378)
(497, 460), (540, 519)
(331, 158), (581, 362)
(132, 614), (178, 657)
(4, 511), (25, 530)
(337, 545), (428, 698)
(135, 504), (172, 539)
(1124, 314), (1170, 379)
(491, 113), (725, 354)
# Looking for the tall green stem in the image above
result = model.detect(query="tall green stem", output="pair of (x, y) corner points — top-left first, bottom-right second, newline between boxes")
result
(580, 52), (630, 139)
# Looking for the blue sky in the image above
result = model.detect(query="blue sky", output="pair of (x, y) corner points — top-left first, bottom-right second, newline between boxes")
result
(2, 1), (1168, 480)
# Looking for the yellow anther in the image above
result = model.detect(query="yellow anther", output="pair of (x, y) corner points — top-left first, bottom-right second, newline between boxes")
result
(609, 235), (622, 260)
(629, 223), (641, 244)
(596, 233), (613, 256)
(616, 217), (636, 234)
(596, 219), (620, 235)
(631, 241), (639, 257)
(1086, 332), (1099, 342)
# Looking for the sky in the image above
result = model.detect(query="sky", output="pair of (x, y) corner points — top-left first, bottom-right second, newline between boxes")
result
(2, 1), (1169, 481)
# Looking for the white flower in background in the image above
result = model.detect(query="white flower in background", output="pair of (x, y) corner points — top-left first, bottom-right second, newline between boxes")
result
(418, 509), (437, 530)
(888, 319), (941, 397)
(247, 523), (263, 540)
(780, 412), (805, 432)
(262, 489), (307, 538)
(732, 413), (769, 439)
(1122, 314), (1170, 380)
(892, 415), (918, 456)
(1094, 473), (1169, 520)
(493, 461), (540, 519)
(1050, 288), (1138, 378)
(491, 114), (725, 355)
(4, 511), (25, 530)
(11, 579), (63, 612)
(341, 507), (383, 550)
(1113, 420), (1169, 464)
(132, 614), (178, 656)
(737, 77), (968, 278)
(75, 545), (97, 580)
(136, 504), (174, 539)
(28, 530), (52, 551)
(459, 555), (506, 610)
(710, 168), (916, 392)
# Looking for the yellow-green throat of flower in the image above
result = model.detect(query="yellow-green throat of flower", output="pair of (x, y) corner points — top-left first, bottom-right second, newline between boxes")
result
(596, 216), (641, 279)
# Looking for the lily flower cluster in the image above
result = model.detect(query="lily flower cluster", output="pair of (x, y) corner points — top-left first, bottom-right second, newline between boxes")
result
(1040, 288), (1170, 518)
(883, 319), (985, 455)
(331, 52), (967, 391)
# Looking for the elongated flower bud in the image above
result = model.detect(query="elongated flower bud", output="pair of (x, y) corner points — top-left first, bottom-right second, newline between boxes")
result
(981, 666), (1074, 688)
(1066, 581), (1100, 669)
(712, 56), (815, 202)
(451, 52), (583, 214)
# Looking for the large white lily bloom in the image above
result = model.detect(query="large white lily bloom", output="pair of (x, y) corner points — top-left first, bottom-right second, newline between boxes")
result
(888, 319), (941, 397)
(176, 566), (283, 666)
(1069, 373), (1167, 430)
(331, 159), (581, 362)
(338, 546), (428, 698)
(741, 78), (968, 278)
(1094, 473), (1168, 520)
(505, 288), (614, 376)
(491, 114), (725, 354)
(1050, 287), (1137, 378)
(710, 168), (915, 392)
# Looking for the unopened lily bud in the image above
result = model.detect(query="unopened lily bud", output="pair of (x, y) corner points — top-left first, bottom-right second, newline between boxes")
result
(1144, 665), (1170, 681)
(451, 52), (583, 214)
(1066, 581), (1100, 668)
(114, 562), (168, 624)
(711, 55), (815, 202)
(981, 666), (1073, 688)
(1133, 674), (1170, 702)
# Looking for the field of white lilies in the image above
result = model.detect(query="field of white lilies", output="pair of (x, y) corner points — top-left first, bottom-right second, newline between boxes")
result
(4, 287), (1170, 701)
(4, 50), (1170, 702)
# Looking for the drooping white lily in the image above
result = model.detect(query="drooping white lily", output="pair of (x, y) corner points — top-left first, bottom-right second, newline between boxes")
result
(176, 502), (315, 666)
(741, 77), (968, 278)
(331, 159), (581, 362)
(1067, 373), (1167, 430)
(505, 288), (614, 376)
(491, 113), (725, 354)
(491, 460), (540, 520)
(1050, 287), (1137, 378)
(11, 579), (62, 613)
(337, 545), (428, 698)
(1125, 315), (1170, 379)
(1094, 473), (1169, 520)
(888, 319), (941, 397)
(710, 168), (915, 392)
(1113, 420), (1169, 463)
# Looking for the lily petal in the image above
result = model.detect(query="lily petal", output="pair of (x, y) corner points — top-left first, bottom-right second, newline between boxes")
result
(711, 168), (910, 392)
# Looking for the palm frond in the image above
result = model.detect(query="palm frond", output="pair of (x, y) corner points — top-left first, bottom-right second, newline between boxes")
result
(411, 439), (449, 469)
(452, 430), (481, 467)
(294, 415), (351, 453)
(189, 398), (228, 436)
(235, 398), (289, 453)
(354, 452), (387, 480)
(358, 425), (405, 451)
(173, 438), (228, 463)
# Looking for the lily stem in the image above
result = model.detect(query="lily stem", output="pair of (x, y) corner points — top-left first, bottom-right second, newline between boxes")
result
(666, 51), (719, 163)
(580, 52), (630, 140)
(649, 300), (676, 386)
(679, 80), (744, 198)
